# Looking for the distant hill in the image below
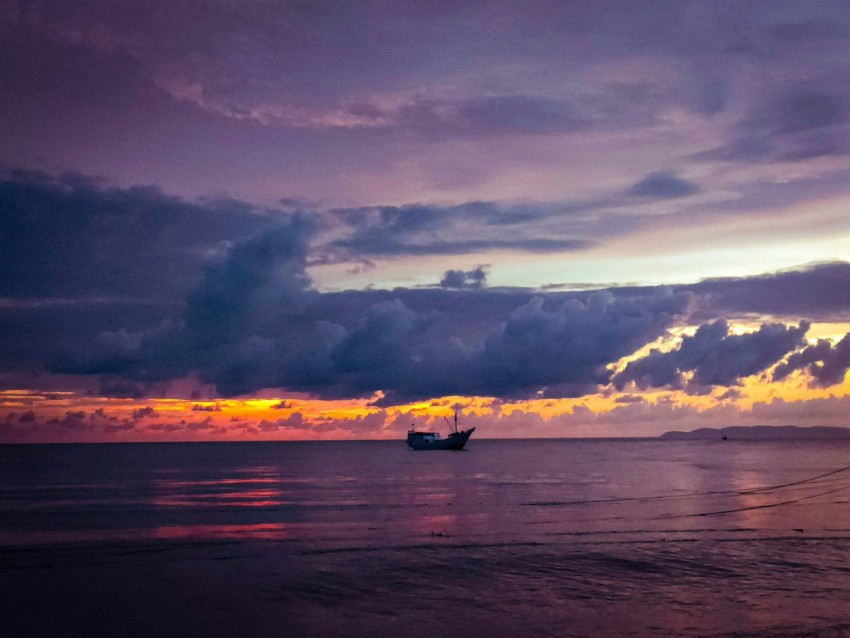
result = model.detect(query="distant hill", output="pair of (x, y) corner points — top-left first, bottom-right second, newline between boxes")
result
(659, 425), (850, 440)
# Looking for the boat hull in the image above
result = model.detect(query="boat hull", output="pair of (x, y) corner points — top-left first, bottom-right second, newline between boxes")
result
(407, 427), (475, 450)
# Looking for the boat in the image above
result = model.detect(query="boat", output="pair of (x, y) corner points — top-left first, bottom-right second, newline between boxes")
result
(407, 411), (475, 450)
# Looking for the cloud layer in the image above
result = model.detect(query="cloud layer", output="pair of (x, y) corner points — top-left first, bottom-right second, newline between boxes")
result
(3, 169), (849, 405)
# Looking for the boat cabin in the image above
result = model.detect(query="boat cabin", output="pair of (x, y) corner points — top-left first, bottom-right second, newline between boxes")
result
(407, 429), (442, 443)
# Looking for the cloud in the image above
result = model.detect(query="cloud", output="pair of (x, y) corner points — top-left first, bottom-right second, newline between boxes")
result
(325, 287), (690, 404)
(0, 168), (274, 302)
(148, 422), (186, 433)
(47, 410), (93, 430)
(321, 201), (606, 260)
(98, 380), (151, 399)
(773, 332), (850, 387)
(614, 395), (645, 404)
(440, 267), (488, 290)
(191, 404), (221, 412)
(104, 420), (136, 433)
(716, 388), (742, 401)
(187, 417), (217, 431)
(472, 289), (693, 399)
(704, 87), (850, 163)
(395, 95), (592, 138)
(257, 413), (305, 432)
(627, 172), (699, 199)
(614, 319), (810, 391)
(690, 262), (850, 321)
(4, 170), (846, 406)
(53, 216), (695, 402)
(184, 215), (315, 342)
(5, 163), (850, 408)
(131, 406), (158, 419)
(4, 1), (850, 217)
(20, 182), (845, 405)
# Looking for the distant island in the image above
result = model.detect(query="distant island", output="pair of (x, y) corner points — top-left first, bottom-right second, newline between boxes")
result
(660, 425), (850, 440)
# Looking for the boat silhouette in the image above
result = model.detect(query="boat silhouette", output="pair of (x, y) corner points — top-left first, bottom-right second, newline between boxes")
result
(407, 411), (475, 450)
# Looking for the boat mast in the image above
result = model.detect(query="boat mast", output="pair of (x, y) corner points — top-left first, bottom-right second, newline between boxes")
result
(443, 410), (459, 434)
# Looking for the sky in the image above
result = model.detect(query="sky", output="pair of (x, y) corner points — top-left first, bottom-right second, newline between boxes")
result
(2, 0), (850, 442)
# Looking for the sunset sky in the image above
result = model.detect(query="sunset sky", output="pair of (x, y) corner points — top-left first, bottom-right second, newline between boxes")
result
(2, 0), (850, 442)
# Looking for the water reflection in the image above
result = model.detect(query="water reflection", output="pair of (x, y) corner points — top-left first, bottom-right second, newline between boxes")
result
(152, 493), (284, 508)
(151, 522), (292, 540)
(4, 440), (850, 549)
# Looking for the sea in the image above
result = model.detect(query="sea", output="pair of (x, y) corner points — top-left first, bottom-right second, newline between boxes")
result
(2, 438), (850, 637)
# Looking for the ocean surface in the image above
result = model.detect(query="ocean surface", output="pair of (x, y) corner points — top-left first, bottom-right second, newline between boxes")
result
(2, 438), (850, 637)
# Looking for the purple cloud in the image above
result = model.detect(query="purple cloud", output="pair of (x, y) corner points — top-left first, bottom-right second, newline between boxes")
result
(627, 172), (699, 199)
(614, 320), (810, 392)
(774, 333), (850, 387)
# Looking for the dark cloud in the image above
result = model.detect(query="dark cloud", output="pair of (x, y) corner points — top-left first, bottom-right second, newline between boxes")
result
(705, 87), (850, 163)
(614, 320), (809, 392)
(104, 420), (136, 433)
(47, 410), (93, 430)
(131, 406), (158, 419)
(689, 262), (850, 321)
(52, 216), (693, 401)
(90, 408), (111, 421)
(768, 18), (846, 43)
(331, 236), (592, 257)
(440, 267), (488, 290)
(257, 413), (305, 432)
(18, 410), (36, 423)
(191, 404), (221, 412)
(148, 422), (185, 433)
(4, 165), (850, 405)
(187, 417), (217, 431)
(0, 168), (272, 302)
(777, 92), (848, 134)
(98, 380), (151, 399)
(396, 95), (592, 138)
(614, 395), (645, 404)
(472, 290), (693, 399)
(716, 388), (742, 401)
(184, 215), (315, 343)
(11, 184), (846, 404)
(773, 332), (850, 387)
(0, 169), (308, 380)
(322, 201), (601, 260)
(627, 172), (699, 199)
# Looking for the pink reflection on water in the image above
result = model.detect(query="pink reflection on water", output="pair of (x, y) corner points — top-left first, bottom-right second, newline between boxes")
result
(151, 522), (292, 540)
(152, 469), (286, 509)
(153, 477), (279, 488)
(153, 489), (284, 508)
(684, 460), (850, 532)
